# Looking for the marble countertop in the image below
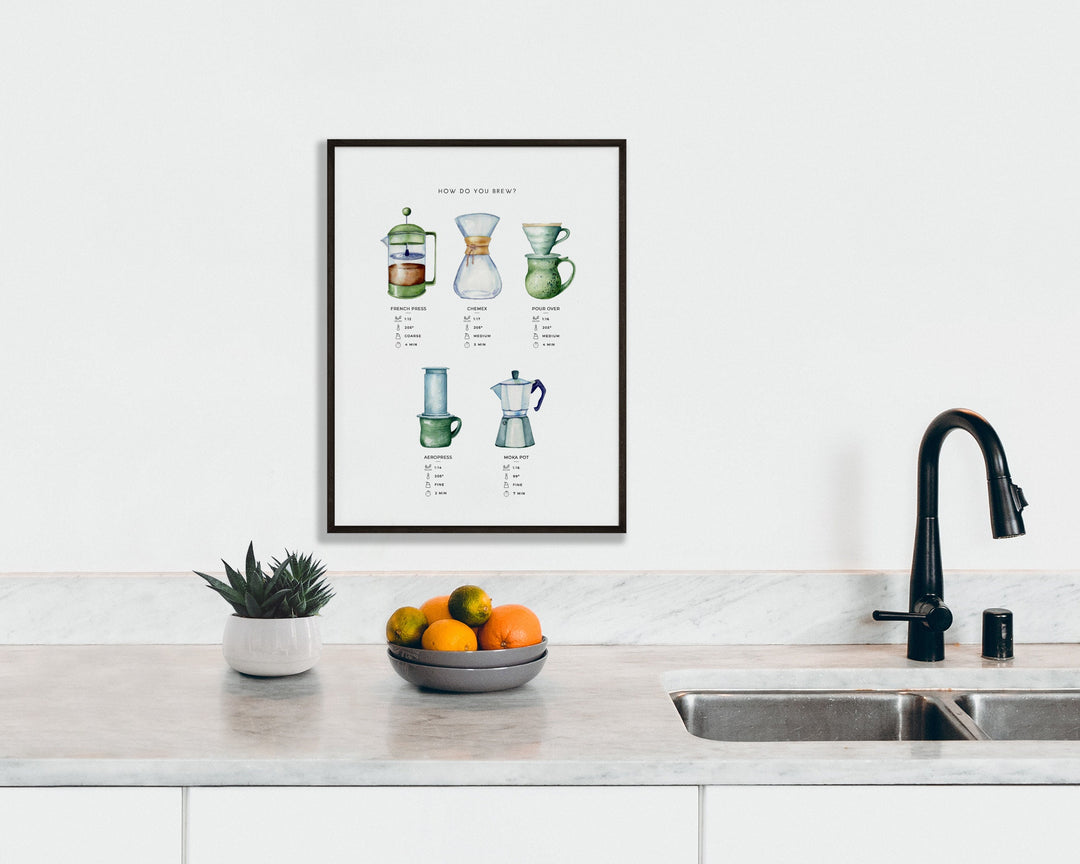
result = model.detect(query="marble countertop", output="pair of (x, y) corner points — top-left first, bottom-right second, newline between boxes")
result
(4, 643), (1080, 786)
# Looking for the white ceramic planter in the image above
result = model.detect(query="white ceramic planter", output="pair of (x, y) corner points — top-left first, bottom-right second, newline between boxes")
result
(222, 615), (322, 677)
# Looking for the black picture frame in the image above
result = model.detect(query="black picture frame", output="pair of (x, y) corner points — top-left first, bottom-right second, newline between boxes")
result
(327, 139), (626, 533)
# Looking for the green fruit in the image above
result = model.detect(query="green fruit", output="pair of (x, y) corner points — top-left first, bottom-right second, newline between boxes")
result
(448, 585), (493, 627)
(386, 606), (428, 646)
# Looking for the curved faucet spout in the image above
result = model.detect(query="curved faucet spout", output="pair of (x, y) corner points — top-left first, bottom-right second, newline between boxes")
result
(916, 409), (1027, 538)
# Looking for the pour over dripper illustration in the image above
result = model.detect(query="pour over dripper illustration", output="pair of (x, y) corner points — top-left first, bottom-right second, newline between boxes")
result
(417, 366), (461, 448)
(491, 370), (546, 448)
(522, 222), (575, 299)
(453, 213), (502, 299)
(381, 207), (437, 299)
(522, 223), (570, 255)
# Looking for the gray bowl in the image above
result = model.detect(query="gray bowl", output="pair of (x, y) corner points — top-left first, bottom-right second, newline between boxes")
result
(387, 636), (547, 669)
(387, 650), (547, 693)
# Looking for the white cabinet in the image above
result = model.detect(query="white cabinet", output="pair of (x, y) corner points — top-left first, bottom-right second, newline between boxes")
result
(703, 785), (1080, 863)
(187, 786), (698, 864)
(0, 787), (180, 864)
(9, 781), (1079, 864)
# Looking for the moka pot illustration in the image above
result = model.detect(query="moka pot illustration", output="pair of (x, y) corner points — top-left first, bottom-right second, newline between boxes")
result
(491, 370), (546, 448)
(381, 207), (436, 298)
(453, 213), (502, 299)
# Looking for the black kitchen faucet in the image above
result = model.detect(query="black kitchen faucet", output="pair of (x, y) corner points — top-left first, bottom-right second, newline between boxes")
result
(874, 409), (1027, 662)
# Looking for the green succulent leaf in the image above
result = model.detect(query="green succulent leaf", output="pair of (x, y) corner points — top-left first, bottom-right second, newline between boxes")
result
(248, 572), (267, 606)
(223, 561), (247, 595)
(196, 571), (245, 609)
(263, 589), (289, 616)
(244, 593), (263, 618)
(194, 570), (225, 591)
(265, 565), (286, 597)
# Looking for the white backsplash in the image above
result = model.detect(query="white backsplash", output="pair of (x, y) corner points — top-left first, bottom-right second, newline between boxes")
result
(1, 570), (1078, 645)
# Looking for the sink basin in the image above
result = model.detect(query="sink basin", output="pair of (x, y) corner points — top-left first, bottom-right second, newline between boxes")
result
(670, 690), (977, 742)
(952, 691), (1080, 740)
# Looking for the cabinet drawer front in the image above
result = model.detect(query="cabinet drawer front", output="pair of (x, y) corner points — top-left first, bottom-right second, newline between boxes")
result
(188, 786), (697, 864)
(0, 788), (180, 864)
(704, 786), (1080, 863)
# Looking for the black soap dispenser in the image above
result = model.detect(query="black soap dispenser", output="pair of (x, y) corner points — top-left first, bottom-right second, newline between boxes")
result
(982, 608), (1014, 661)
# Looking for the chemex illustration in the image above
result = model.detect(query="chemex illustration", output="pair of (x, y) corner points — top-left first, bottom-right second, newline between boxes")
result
(418, 366), (461, 448)
(382, 207), (436, 298)
(453, 213), (502, 299)
(523, 222), (574, 299)
(491, 369), (546, 448)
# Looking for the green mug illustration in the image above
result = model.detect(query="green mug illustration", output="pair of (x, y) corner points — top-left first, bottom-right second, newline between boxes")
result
(525, 253), (575, 300)
(522, 222), (570, 256)
(418, 414), (462, 448)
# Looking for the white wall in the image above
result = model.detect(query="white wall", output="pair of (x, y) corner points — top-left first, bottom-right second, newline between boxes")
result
(1, 1), (1077, 573)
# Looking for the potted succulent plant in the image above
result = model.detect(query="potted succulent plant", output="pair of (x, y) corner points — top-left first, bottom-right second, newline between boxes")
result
(195, 542), (334, 677)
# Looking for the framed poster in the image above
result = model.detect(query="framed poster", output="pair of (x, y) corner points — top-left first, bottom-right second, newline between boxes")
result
(327, 140), (625, 532)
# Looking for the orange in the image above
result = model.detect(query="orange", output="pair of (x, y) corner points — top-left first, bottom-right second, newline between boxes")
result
(421, 618), (478, 651)
(478, 604), (542, 650)
(386, 606), (428, 647)
(448, 585), (493, 627)
(420, 594), (453, 623)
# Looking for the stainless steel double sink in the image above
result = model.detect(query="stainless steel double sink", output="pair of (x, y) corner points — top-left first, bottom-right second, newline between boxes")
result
(670, 690), (1080, 742)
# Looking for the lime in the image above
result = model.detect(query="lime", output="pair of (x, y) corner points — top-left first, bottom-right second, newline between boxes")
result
(386, 606), (428, 647)
(448, 585), (493, 627)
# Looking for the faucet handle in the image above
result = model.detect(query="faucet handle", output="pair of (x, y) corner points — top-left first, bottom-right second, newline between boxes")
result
(873, 595), (953, 632)
(1012, 484), (1028, 511)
